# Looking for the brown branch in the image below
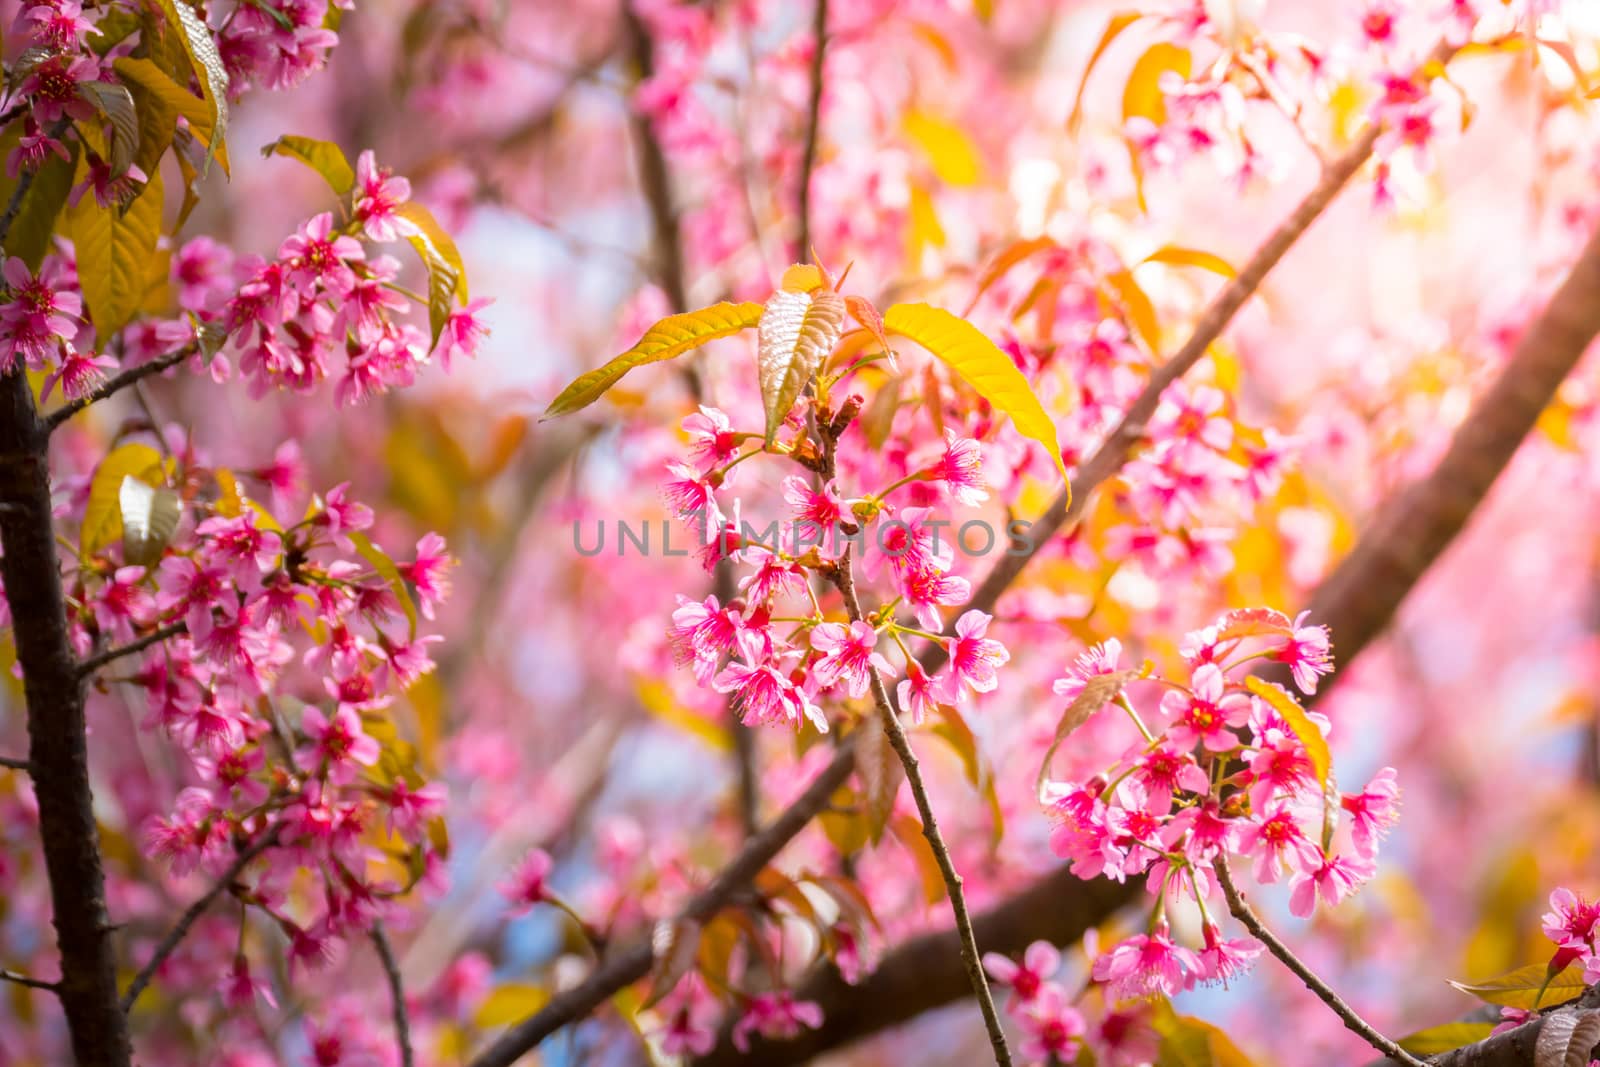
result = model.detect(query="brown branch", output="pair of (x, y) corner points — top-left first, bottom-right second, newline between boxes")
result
(0, 968), (60, 993)
(371, 922), (415, 1067)
(0, 368), (132, 1064)
(78, 622), (186, 678)
(45, 345), (197, 433)
(121, 823), (283, 1012)
(1214, 855), (1425, 1067)
(795, 0), (828, 260)
(462, 747), (858, 1067)
(0, 754), (29, 772)
(622, 0), (689, 318)
(1295, 224), (1600, 697)
(827, 555), (1011, 1066)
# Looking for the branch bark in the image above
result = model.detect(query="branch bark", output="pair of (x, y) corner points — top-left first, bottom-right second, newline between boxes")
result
(121, 823), (284, 1012)
(795, 0), (828, 260)
(1214, 855), (1424, 1066)
(828, 555), (1011, 1066)
(372, 922), (415, 1067)
(0, 368), (131, 1065)
(622, 0), (688, 317)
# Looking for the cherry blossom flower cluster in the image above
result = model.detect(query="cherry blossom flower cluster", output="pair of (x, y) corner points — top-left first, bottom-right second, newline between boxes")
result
(983, 941), (1167, 1066)
(55, 450), (454, 1022)
(1121, 4), (1468, 203)
(217, 0), (350, 93)
(219, 152), (489, 405)
(1540, 887), (1600, 986)
(1043, 608), (1402, 1001)
(658, 399), (1008, 737)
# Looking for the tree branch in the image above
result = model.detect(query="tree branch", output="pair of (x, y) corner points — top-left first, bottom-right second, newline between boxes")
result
(795, 0), (828, 260)
(827, 555), (1011, 1066)
(121, 823), (284, 1012)
(0, 754), (30, 772)
(463, 748), (859, 1067)
(78, 622), (186, 679)
(44, 345), (197, 433)
(621, 0), (689, 317)
(371, 922), (415, 1067)
(0, 367), (132, 1064)
(0, 968), (60, 993)
(1214, 855), (1425, 1067)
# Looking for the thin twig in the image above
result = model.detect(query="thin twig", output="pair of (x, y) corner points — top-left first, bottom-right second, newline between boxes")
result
(0, 754), (29, 772)
(827, 559), (1011, 1066)
(462, 748), (858, 1067)
(795, 0), (828, 260)
(0, 968), (60, 992)
(371, 922), (415, 1067)
(78, 622), (187, 679)
(46, 346), (197, 433)
(121, 823), (284, 1012)
(1213, 856), (1425, 1067)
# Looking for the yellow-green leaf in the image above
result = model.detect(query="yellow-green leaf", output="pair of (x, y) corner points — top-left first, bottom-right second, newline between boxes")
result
(263, 134), (354, 194)
(1123, 42), (1191, 127)
(635, 679), (732, 751)
(0, 130), (76, 270)
(62, 165), (164, 339)
(902, 109), (983, 186)
(77, 80), (139, 177)
(889, 814), (946, 906)
(474, 983), (549, 1029)
(1104, 269), (1161, 352)
(545, 301), (763, 418)
(883, 302), (1069, 483)
(347, 531), (417, 640)
(1142, 245), (1237, 278)
(757, 288), (847, 445)
(395, 200), (468, 347)
(81, 444), (165, 560)
(1448, 963), (1588, 1010)
(1155, 1012), (1257, 1067)
(156, 0), (228, 175)
(115, 57), (216, 178)
(1069, 11), (1145, 131)
(1396, 1021), (1495, 1056)
(1245, 676), (1330, 788)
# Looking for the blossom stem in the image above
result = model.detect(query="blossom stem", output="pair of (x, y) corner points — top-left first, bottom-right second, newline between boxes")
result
(1213, 854), (1425, 1067)
(1114, 693), (1155, 743)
